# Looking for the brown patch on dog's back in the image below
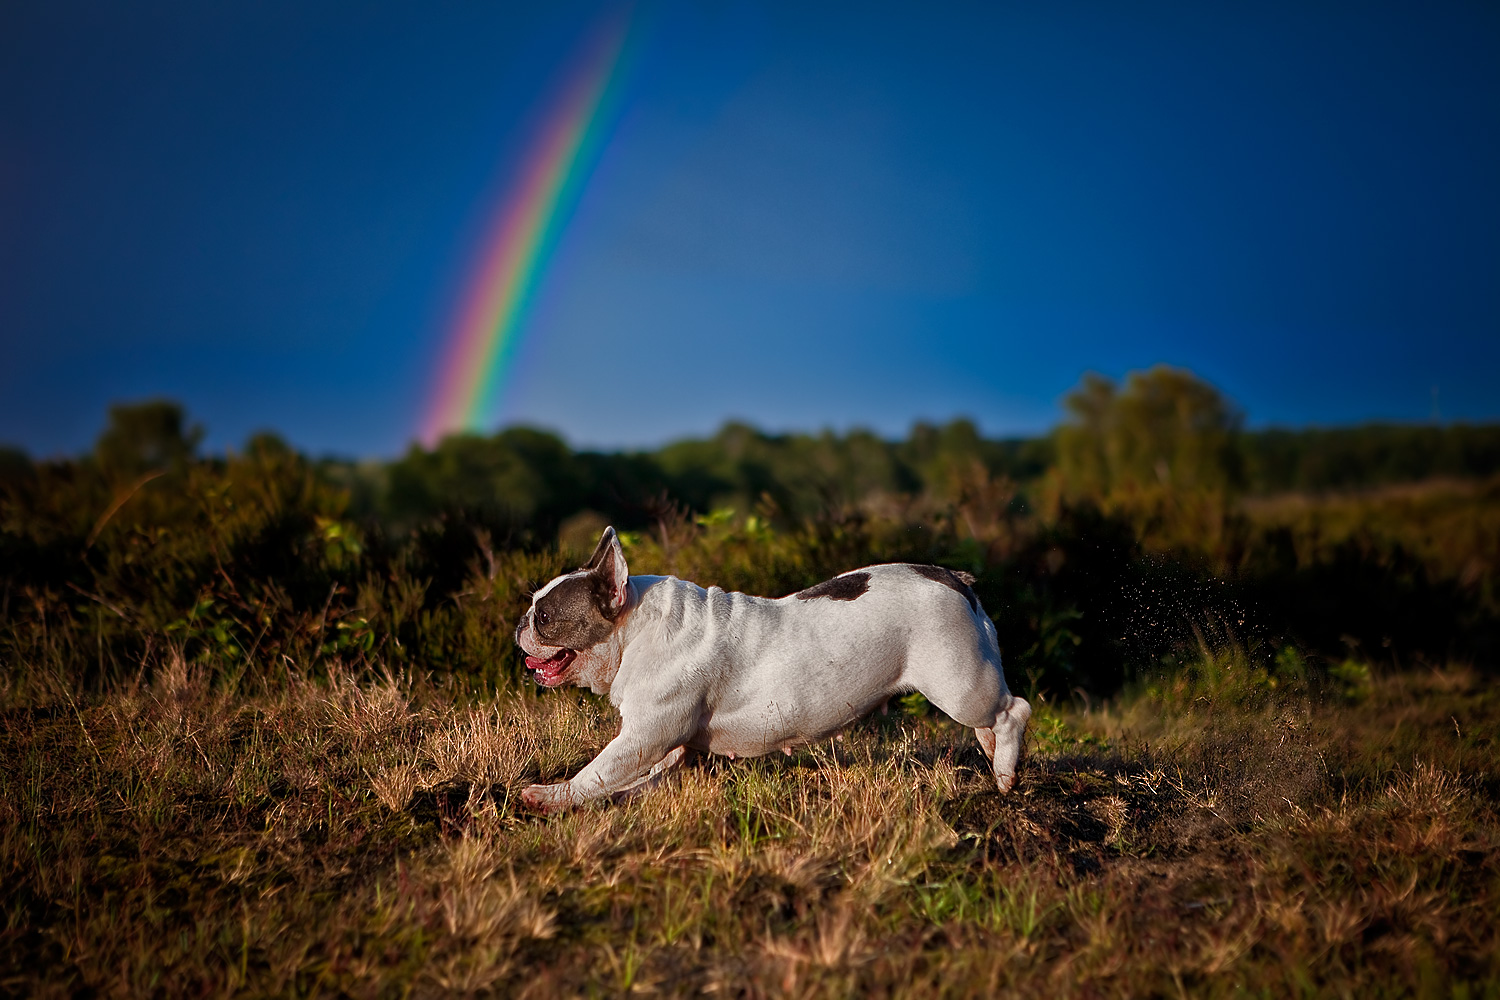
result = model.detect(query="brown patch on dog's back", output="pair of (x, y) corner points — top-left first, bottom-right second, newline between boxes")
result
(909, 564), (979, 611)
(795, 572), (871, 602)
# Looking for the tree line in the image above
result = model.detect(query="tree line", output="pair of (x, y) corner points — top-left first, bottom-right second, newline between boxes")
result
(9, 365), (1489, 545)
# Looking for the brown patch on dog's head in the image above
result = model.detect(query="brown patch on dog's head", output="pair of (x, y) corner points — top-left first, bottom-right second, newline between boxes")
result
(795, 572), (871, 602)
(530, 527), (630, 651)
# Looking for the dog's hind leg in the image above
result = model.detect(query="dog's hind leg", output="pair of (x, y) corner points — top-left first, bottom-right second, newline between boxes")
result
(906, 635), (1030, 793)
(983, 696), (1031, 793)
(917, 614), (1030, 794)
(916, 678), (1031, 793)
(975, 725), (997, 763)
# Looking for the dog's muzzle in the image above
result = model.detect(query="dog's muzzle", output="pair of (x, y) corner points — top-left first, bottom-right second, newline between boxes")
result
(526, 648), (577, 686)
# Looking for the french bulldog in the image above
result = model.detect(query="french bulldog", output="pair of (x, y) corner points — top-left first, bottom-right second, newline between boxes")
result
(514, 527), (1031, 812)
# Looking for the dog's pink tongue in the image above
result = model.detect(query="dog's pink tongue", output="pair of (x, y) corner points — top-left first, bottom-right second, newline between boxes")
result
(526, 649), (575, 676)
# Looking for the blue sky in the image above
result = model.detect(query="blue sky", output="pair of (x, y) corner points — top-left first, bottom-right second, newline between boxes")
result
(2, 0), (1497, 457)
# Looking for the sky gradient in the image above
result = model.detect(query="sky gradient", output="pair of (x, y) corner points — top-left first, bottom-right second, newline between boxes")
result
(2, 0), (1497, 457)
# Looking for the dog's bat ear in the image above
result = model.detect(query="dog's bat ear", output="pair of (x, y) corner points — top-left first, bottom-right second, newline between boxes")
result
(584, 526), (617, 571)
(587, 526), (630, 617)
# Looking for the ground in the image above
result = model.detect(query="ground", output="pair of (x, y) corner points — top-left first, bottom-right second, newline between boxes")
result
(2, 660), (1497, 997)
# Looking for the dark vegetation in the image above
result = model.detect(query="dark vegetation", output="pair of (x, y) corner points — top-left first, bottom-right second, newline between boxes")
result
(3, 365), (1496, 700)
(2, 365), (1497, 996)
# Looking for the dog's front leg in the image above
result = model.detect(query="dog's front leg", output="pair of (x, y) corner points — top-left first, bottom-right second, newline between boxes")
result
(610, 745), (689, 803)
(521, 725), (684, 813)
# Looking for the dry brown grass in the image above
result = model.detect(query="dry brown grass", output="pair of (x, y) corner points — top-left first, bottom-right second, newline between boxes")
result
(1, 660), (1497, 997)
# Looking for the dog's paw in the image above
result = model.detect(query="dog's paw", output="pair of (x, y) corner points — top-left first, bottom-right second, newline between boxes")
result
(520, 782), (573, 814)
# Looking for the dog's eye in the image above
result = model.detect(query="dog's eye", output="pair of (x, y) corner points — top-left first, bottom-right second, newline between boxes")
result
(535, 609), (550, 627)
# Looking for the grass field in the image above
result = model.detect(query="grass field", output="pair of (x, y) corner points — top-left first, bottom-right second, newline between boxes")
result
(4, 653), (1496, 997)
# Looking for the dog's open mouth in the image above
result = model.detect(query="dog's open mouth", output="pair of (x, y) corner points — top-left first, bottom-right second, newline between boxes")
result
(525, 648), (577, 686)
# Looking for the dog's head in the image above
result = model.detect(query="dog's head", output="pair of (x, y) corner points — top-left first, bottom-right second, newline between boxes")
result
(515, 526), (630, 688)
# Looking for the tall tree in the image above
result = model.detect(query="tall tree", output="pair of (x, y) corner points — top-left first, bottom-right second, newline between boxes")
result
(94, 400), (203, 480)
(1056, 366), (1242, 495)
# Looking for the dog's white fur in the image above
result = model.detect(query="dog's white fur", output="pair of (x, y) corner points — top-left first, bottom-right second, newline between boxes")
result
(515, 528), (1031, 812)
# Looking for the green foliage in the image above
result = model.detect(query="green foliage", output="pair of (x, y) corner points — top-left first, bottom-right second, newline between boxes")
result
(2, 382), (1497, 705)
(0, 431), (565, 697)
(358, 417), (1047, 537)
(384, 426), (584, 537)
(1024, 702), (1111, 756)
(1328, 658), (1373, 703)
(1139, 635), (1321, 713)
(1055, 365), (1243, 496)
(1245, 422), (1500, 492)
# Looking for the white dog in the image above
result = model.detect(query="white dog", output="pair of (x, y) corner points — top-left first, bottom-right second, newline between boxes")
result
(515, 527), (1031, 812)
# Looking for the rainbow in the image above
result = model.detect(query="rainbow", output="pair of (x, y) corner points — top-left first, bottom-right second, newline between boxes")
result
(420, 8), (638, 444)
